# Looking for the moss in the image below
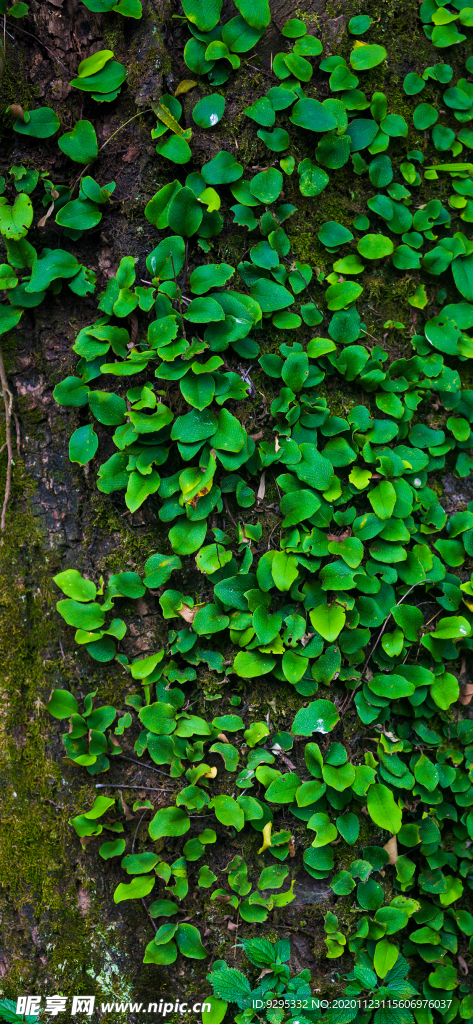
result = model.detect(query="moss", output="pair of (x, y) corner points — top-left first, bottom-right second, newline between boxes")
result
(0, 49), (40, 146)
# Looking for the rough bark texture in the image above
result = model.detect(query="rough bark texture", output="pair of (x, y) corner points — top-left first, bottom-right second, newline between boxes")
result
(0, 0), (471, 1018)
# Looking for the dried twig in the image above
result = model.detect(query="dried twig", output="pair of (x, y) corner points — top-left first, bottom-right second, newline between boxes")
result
(0, 346), (14, 531)
(95, 783), (173, 791)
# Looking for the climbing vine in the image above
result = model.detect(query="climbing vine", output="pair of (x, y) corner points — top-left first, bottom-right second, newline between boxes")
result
(3, 0), (473, 1019)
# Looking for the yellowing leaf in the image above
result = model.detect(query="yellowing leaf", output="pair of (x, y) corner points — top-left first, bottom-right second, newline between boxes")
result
(174, 79), (198, 97)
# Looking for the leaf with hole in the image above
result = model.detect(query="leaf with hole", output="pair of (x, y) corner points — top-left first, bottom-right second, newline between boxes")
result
(0, 194), (33, 240)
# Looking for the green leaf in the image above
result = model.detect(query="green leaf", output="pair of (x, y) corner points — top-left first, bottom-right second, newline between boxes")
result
(57, 599), (105, 630)
(139, 702), (176, 735)
(413, 102), (438, 130)
(190, 263), (234, 294)
(206, 966), (251, 1003)
(292, 699), (340, 736)
(431, 23), (466, 46)
(148, 236), (185, 281)
(233, 650), (276, 677)
(234, 0), (270, 29)
(373, 938), (399, 978)
(143, 938), (177, 964)
(69, 423), (98, 464)
(431, 615), (470, 639)
(350, 42), (387, 70)
(169, 520), (207, 555)
(201, 151), (243, 185)
(368, 480), (396, 519)
(430, 671), (459, 709)
(290, 98), (337, 132)
(309, 603), (345, 642)
(71, 61), (126, 95)
(357, 233), (393, 259)
(54, 569), (96, 601)
(202, 996), (228, 1024)
(193, 603), (229, 635)
(413, 753), (439, 792)
(196, 544), (233, 574)
(167, 186), (203, 236)
(149, 899), (179, 917)
(246, 96), (275, 127)
(47, 688), (79, 719)
(209, 795), (244, 830)
(250, 168), (283, 203)
(0, 193), (33, 240)
(244, 721), (269, 746)
(113, 875), (155, 903)
(7, 2), (29, 16)
(77, 49), (114, 77)
(272, 551), (299, 591)
(122, 852), (160, 874)
(265, 773), (301, 803)
(325, 280), (363, 310)
(280, 490), (320, 526)
(367, 784), (402, 833)
(58, 120), (98, 163)
(348, 14), (372, 33)
(176, 923), (207, 959)
(149, 807), (190, 840)
(12, 106), (60, 138)
(258, 864), (289, 888)
(182, 0), (222, 30)
(336, 813), (360, 845)
(222, 16), (264, 52)
(27, 250), (82, 292)
(99, 837), (126, 859)
(249, 278), (293, 312)
(403, 72), (425, 95)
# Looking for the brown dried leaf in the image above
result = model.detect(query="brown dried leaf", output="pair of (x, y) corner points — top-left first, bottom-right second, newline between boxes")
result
(123, 144), (140, 163)
(37, 201), (55, 229)
(118, 790), (134, 820)
(458, 954), (468, 975)
(459, 683), (473, 706)
(257, 472), (266, 501)
(178, 603), (196, 624)
(383, 835), (398, 865)
(9, 103), (25, 121)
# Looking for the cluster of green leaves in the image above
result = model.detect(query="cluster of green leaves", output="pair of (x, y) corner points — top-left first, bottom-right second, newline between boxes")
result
(181, 0), (269, 88)
(420, 0), (473, 48)
(70, 49), (127, 103)
(3, 0), (472, 1014)
(80, 0), (141, 16)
